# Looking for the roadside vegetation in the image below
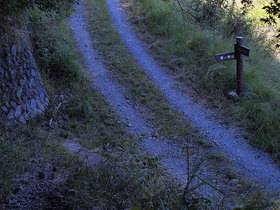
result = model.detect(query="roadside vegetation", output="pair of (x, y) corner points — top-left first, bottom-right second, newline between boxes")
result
(125, 0), (280, 162)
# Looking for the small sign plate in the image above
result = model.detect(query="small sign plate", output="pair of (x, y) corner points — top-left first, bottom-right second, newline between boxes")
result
(234, 44), (250, 56)
(215, 52), (236, 62)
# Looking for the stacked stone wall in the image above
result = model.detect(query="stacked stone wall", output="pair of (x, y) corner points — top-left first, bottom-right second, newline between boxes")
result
(0, 44), (49, 124)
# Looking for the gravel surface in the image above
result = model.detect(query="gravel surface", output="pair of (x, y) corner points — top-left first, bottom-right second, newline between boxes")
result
(106, 0), (280, 194)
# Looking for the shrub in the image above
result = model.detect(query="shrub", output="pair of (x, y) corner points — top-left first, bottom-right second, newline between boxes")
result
(0, 0), (78, 44)
(185, 0), (228, 26)
(184, 0), (253, 37)
(28, 8), (81, 83)
(0, 0), (77, 17)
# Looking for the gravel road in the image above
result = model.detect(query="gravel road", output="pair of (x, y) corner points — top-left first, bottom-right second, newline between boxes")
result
(70, 1), (235, 203)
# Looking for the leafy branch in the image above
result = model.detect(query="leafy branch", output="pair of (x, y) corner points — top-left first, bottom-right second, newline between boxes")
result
(182, 146), (224, 203)
(261, 0), (280, 48)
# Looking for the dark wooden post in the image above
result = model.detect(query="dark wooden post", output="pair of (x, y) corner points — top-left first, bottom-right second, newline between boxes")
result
(215, 37), (249, 96)
(236, 37), (244, 95)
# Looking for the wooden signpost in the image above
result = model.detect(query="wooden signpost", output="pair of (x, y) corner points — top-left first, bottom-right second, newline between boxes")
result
(215, 37), (250, 95)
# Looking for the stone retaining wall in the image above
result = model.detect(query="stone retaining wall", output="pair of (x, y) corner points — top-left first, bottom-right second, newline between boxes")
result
(0, 44), (49, 124)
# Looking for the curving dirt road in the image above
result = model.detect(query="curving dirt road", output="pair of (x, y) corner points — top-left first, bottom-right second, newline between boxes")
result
(106, 0), (280, 194)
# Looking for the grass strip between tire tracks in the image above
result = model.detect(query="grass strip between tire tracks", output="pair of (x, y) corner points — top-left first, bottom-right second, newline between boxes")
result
(84, 0), (202, 145)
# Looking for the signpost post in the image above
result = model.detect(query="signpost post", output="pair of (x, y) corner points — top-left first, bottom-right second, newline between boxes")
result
(215, 36), (250, 95)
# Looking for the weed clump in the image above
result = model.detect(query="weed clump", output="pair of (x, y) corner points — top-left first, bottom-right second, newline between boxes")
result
(29, 8), (81, 84)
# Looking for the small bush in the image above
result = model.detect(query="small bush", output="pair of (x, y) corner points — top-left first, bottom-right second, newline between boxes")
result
(186, 31), (211, 56)
(185, 0), (253, 37)
(29, 8), (81, 83)
(186, 0), (228, 26)
(64, 96), (94, 119)
(0, 0), (76, 17)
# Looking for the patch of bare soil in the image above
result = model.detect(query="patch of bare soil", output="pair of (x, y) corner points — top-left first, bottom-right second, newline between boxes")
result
(0, 157), (70, 209)
(63, 140), (105, 169)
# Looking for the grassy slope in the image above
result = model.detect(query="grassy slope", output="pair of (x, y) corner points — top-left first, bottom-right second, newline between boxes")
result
(125, 0), (280, 161)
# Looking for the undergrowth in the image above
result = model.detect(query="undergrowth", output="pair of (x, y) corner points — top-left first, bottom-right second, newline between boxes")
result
(64, 146), (190, 209)
(125, 0), (280, 161)
(29, 8), (82, 85)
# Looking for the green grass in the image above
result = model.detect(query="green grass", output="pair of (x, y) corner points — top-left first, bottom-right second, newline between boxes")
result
(125, 0), (280, 161)
(63, 147), (189, 209)
(29, 8), (82, 84)
(0, 120), (72, 202)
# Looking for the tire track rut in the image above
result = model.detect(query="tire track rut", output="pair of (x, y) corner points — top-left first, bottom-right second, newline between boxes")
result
(106, 0), (280, 194)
